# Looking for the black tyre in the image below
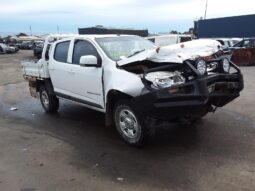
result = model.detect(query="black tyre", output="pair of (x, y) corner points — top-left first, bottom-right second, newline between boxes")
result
(113, 100), (154, 147)
(39, 85), (59, 113)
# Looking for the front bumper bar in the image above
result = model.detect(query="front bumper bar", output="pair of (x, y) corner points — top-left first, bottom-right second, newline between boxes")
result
(132, 71), (243, 120)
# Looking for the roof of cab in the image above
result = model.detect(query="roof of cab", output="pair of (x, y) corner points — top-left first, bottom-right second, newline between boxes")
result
(51, 34), (135, 40)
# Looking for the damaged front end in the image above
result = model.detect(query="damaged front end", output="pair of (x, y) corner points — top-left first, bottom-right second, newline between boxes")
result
(119, 41), (244, 121)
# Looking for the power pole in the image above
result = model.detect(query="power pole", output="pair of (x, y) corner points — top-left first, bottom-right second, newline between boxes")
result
(204, 0), (208, 19)
(57, 25), (60, 34)
(30, 26), (32, 36)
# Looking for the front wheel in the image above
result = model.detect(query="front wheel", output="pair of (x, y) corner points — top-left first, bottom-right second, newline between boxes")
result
(39, 85), (59, 113)
(113, 100), (154, 147)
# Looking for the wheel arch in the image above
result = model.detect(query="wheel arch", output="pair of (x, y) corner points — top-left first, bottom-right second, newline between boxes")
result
(36, 78), (55, 95)
(105, 89), (133, 127)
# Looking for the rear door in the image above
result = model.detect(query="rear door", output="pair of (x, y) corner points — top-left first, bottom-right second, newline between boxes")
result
(48, 40), (74, 95)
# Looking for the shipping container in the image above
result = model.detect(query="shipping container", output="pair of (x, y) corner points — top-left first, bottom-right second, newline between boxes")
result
(194, 14), (255, 38)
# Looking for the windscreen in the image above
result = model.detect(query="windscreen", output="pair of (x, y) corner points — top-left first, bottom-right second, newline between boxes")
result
(96, 36), (155, 61)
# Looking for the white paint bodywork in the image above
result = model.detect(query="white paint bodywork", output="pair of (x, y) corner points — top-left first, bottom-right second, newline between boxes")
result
(21, 34), (76, 79)
(22, 35), (221, 113)
(146, 34), (192, 47)
(118, 39), (222, 66)
(21, 59), (49, 78)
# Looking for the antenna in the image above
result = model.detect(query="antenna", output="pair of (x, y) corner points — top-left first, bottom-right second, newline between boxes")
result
(204, 0), (208, 19)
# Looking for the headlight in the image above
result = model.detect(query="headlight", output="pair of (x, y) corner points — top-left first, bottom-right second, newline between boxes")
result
(222, 58), (230, 73)
(196, 60), (207, 75)
(145, 71), (185, 89)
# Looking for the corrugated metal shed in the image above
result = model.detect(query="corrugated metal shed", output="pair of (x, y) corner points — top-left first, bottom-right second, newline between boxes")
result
(195, 14), (255, 38)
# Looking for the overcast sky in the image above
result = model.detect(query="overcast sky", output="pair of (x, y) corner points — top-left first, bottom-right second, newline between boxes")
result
(0, 0), (254, 35)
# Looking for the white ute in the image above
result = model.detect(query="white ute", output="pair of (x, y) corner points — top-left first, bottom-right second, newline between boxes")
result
(22, 35), (243, 146)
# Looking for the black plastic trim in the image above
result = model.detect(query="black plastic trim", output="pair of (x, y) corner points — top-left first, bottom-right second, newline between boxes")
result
(55, 92), (103, 109)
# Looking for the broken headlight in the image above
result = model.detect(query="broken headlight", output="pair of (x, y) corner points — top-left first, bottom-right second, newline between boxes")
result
(145, 71), (185, 89)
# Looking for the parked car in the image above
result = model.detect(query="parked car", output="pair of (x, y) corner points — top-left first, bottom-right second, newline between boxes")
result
(0, 43), (6, 53)
(21, 35), (243, 146)
(6, 46), (16, 53)
(8, 43), (19, 52)
(146, 34), (192, 47)
(214, 38), (232, 49)
(229, 38), (242, 47)
(20, 41), (33, 50)
(15, 43), (22, 49)
(0, 43), (16, 54)
(228, 38), (255, 66)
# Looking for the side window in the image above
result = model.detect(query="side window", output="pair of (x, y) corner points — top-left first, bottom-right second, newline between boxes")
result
(234, 41), (243, 48)
(54, 41), (70, 63)
(72, 40), (100, 64)
(243, 40), (250, 48)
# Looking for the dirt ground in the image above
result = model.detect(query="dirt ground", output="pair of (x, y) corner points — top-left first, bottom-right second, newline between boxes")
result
(0, 50), (35, 86)
(0, 51), (254, 191)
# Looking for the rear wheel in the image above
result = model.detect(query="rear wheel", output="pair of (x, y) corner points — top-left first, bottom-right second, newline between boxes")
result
(113, 100), (154, 147)
(39, 85), (59, 113)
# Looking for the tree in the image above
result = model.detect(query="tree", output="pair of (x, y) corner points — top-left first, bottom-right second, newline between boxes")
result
(3, 35), (11, 42)
(95, 25), (104, 28)
(170, 30), (181, 34)
(16, 33), (28, 37)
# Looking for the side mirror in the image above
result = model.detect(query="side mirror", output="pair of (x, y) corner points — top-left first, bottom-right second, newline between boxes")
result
(79, 55), (99, 67)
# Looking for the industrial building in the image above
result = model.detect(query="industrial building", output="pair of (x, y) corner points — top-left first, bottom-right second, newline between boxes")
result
(194, 14), (255, 38)
(78, 26), (149, 37)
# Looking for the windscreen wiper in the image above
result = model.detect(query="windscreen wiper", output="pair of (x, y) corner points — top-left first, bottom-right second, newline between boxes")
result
(128, 49), (145, 58)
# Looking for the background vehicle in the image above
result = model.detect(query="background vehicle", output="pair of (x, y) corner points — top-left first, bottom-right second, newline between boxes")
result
(215, 38), (232, 49)
(0, 43), (16, 54)
(8, 43), (19, 52)
(0, 43), (7, 53)
(22, 35), (243, 146)
(146, 34), (192, 47)
(228, 38), (255, 66)
(229, 38), (242, 46)
(20, 41), (33, 50)
(201, 38), (242, 49)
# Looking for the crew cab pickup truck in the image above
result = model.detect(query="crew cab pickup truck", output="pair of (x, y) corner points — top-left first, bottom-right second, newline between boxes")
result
(22, 34), (244, 146)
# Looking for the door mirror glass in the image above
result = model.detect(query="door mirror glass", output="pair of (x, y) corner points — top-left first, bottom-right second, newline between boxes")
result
(79, 55), (98, 67)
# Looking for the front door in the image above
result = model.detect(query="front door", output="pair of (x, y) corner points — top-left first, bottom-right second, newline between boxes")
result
(68, 39), (104, 108)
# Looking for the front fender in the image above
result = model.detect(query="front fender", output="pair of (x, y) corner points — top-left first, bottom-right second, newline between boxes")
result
(103, 65), (145, 99)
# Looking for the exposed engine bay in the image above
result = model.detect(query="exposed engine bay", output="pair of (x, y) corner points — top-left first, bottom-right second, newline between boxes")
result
(120, 49), (231, 90)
